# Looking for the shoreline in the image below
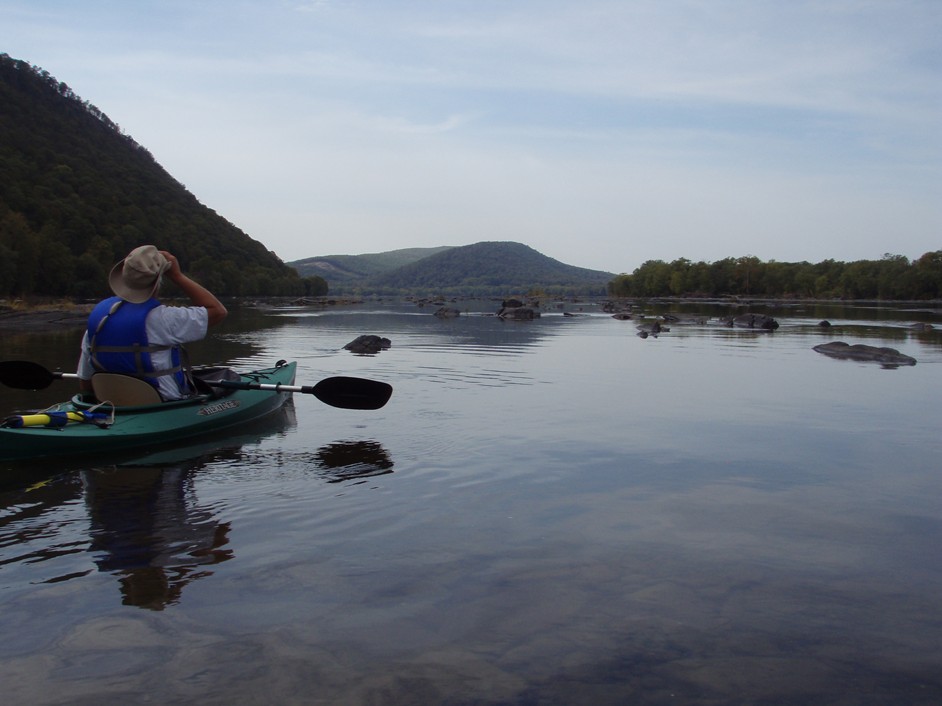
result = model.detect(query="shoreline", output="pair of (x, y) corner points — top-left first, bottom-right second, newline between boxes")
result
(0, 303), (93, 332)
(2, 296), (939, 334)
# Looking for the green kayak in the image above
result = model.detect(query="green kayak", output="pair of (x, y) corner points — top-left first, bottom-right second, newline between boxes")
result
(0, 361), (298, 462)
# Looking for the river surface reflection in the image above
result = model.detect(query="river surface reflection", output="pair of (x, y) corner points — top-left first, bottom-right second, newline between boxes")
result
(0, 299), (940, 704)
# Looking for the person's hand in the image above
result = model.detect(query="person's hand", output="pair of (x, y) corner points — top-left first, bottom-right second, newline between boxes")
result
(159, 251), (181, 280)
(156, 249), (227, 325)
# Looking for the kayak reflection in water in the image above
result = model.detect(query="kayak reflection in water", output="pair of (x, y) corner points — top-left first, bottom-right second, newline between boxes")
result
(81, 465), (232, 611)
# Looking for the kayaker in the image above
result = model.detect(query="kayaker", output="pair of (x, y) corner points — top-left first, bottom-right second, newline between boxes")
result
(76, 245), (228, 400)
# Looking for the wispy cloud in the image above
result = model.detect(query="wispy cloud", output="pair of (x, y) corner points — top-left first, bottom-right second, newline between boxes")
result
(2, 0), (939, 268)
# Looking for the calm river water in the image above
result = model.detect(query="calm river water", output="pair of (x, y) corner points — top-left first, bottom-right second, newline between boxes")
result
(1, 299), (940, 705)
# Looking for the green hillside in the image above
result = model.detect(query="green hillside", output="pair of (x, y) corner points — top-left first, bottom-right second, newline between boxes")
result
(290, 246), (453, 286)
(0, 53), (325, 299)
(313, 241), (615, 296)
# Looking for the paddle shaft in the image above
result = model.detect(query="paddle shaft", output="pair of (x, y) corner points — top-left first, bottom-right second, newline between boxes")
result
(208, 380), (317, 394)
(0, 368), (315, 393)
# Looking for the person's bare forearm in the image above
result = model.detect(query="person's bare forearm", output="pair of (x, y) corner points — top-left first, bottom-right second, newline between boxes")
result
(169, 271), (227, 325)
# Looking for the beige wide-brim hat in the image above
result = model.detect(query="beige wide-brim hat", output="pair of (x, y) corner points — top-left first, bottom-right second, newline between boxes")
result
(109, 245), (170, 303)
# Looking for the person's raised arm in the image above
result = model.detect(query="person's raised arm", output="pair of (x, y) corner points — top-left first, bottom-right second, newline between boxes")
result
(160, 251), (228, 327)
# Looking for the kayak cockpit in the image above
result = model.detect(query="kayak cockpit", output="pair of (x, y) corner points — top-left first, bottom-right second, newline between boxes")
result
(70, 391), (212, 414)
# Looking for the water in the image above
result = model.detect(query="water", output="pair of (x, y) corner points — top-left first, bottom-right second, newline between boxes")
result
(1, 300), (941, 705)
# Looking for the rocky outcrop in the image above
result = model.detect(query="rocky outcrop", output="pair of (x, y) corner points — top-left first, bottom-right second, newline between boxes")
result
(724, 313), (779, 330)
(344, 335), (391, 354)
(497, 299), (540, 319)
(498, 306), (540, 320)
(813, 341), (916, 366)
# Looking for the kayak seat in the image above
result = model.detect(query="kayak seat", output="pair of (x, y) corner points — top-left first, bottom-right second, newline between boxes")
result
(91, 373), (163, 406)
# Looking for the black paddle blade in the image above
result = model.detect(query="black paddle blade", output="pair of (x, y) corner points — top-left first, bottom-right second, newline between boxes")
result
(311, 376), (393, 410)
(0, 360), (59, 390)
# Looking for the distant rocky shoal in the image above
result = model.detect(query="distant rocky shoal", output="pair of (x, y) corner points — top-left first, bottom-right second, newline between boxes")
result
(0, 305), (92, 331)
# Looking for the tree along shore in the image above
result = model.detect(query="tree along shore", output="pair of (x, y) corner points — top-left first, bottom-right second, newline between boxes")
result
(608, 253), (942, 300)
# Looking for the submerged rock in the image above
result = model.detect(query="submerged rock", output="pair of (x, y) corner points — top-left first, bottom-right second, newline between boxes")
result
(813, 341), (916, 366)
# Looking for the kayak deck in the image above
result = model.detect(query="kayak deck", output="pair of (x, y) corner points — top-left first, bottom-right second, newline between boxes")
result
(0, 361), (297, 462)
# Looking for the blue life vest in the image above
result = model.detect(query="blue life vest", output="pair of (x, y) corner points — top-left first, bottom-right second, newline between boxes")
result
(86, 296), (189, 396)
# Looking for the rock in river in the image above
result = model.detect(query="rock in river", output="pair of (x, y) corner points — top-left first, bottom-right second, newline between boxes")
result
(813, 341), (916, 366)
(344, 335), (391, 354)
(724, 313), (779, 330)
(498, 307), (540, 320)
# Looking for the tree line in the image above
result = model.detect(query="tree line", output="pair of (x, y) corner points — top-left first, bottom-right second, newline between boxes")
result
(607, 253), (942, 300)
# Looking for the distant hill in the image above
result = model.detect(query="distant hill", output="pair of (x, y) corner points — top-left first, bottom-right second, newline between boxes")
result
(0, 53), (322, 298)
(290, 246), (454, 286)
(291, 241), (615, 296)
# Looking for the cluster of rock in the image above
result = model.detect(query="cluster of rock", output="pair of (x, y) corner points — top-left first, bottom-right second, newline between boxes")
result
(408, 298), (928, 368)
(497, 298), (541, 320)
(411, 296), (452, 308)
(721, 313), (780, 330)
(426, 298), (547, 319)
(602, 301), (634, 320)
(606, 308), (778, 338)
(634, 320), (668, 338)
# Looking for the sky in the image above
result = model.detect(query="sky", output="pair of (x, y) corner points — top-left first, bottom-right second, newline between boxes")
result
(2, 0), (940, 273)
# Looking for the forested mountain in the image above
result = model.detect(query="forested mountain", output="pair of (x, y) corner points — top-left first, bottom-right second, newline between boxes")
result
(304, 241), (615, 296)
(0, 53), (325, 299)
(306, 241), (942, 300)
(290, 246), (453, 286)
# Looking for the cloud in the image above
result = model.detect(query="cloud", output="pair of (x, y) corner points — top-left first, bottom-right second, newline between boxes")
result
(2, 0), (939, 269)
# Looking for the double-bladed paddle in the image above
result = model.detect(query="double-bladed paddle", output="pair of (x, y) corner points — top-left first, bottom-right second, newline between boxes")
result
(0, 360), (392, 411)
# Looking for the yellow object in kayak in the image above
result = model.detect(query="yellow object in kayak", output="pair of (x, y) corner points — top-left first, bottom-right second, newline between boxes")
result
(2, 411), (111, 428)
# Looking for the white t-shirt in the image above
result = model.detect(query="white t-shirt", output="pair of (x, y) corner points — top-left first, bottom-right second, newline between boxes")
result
(78, 304), (209, 400)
